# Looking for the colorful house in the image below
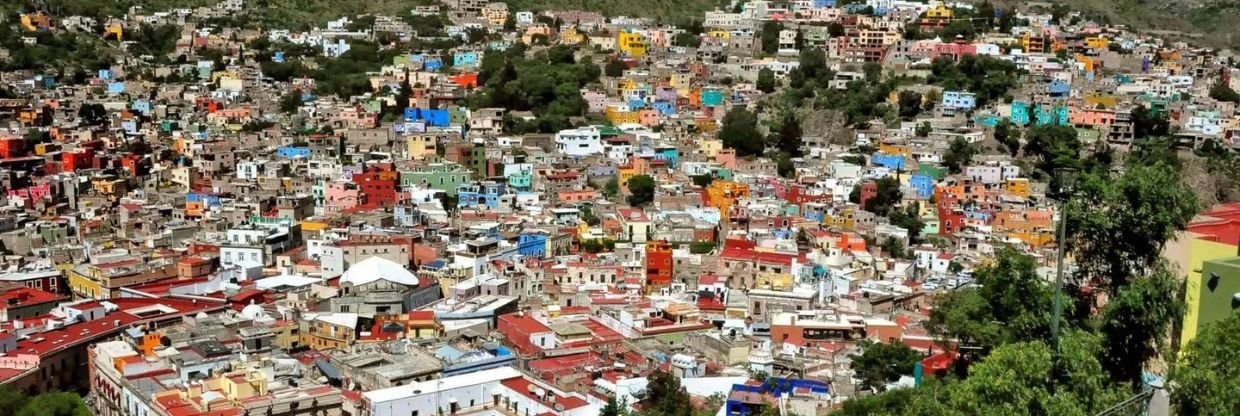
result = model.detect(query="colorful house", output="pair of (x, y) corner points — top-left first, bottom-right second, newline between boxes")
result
(617, 30), (648, 57)
(1171, 204), (1240, 349)
(704, 180), (751, 220)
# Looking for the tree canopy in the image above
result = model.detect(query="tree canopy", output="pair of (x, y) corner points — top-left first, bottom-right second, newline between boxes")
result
(928, 247), (1056, 349)
(1065, 163), (1199, 290)
(469, 45), (599, 133)
(626, 175), (656, 207)
(719, 107), (766, 157)
(1171, 311), (1240, 415)
(926, 55), (1021, 106)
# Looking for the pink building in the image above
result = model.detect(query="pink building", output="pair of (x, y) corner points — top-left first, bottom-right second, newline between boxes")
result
(323, 181), (361, 213)
(1069, 107), (1116, 128)
(715, 149), (737, 170)
(932, 40), (977, 62)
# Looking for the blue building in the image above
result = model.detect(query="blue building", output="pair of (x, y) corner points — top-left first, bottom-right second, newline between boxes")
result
(872, 153), (906, 170)
(453, 51), (480, 67)
(517, 233), (548, 258)
(132, 100), (152, 114)
(404, 108), (451, 126)
(725, 378), (829, 416)
(1047, 81), (1070, 98)
(654, 146), (680, 169)
(1033, 104), (1069, 126)
(652, 101), (677, 116)
(276, 146), (312, 159)
(909, 174), (935, 199)
(187, 192), (222, 207)
(457, 181), (506, 209)
(424, 59), (443, 71)
(813, 0), (836, 6)
(1010, 101), (1031, 125)
(701, 88), (724, 106)
(940, 91), (976, 114)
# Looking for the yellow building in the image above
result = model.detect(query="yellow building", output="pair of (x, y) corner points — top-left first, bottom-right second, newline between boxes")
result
(406, 134), (438, 160)
(1083, 93), (1118, 109)
(561, 27), (585, 45)
(707, 29), (730, 40)
(1164, 206), (1240, 350)
(482, 3), (508, 26)
(68, 267), (105, 299)
(1003, 178), (1030, 198)
(1085, 36), (1109, 49)
(605, 104), (640, 124)
(1075, 54), (1098, 72)
(825, 207), (857, 230)
(698, 139), (723, 158)
(925, 4), (954, 19)
(300, 313), (358, 350)
(617, 30), (647, 57)
(879, 142), (911, 157)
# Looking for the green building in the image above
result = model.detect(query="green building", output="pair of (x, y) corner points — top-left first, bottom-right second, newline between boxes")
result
(400, 162), (473, 196)
(1190, 256), (1240, 339)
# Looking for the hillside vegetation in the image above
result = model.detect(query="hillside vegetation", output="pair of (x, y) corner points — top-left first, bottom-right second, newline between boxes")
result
(1013, 0), (1240, 49)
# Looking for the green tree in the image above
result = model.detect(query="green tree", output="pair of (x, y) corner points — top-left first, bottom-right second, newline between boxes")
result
(15, 393), (90, 416)
(718, 107), (765, 157)
(604, 177), (620, 199)
(674, 31), (702, 47)
(644, 370), (692, 416)
(1022, 125), (1081, 175)
(863, 176), (904, 216)
(1098, 266), (1182, 385)
(1171, 311), (1240, 415)
(77, 103), (108, 126)
(688, 241), (716, 254)
(627, 175), (656, 207)
(915, 121), (932, 137)
(1065, 163), (1199, 291)
(941, 137), (976, 174)
(828, 22), (845, 37)
(1131, 105), (1169, 139)
(0, 386), (28, 416)
(1208, 82), (1240, 102)
(600, 395), (624, 416)
(579, 206), (601, 226)
(888, 205), (924, 243)
(760, 20), (784, 54)
(881, 237), (908, 259)
(279, 89), (303, 113)
(770, 151), (796, 178)
(927, 247), (1055, 349)
(691, 174), (714, 188)
(993, 118), (1019, 156)
(604, 59), (627, 77)
(848, 340), (922, 391)
(863, 62), (882, 84)
(897, 90), (922, 120)
(775, 110), (802, 157)
(756, 67), (776, 93)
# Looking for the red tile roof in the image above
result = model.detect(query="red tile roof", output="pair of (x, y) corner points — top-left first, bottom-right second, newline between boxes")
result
(500, 377), (589, 411)
(0, 288), (65, 309)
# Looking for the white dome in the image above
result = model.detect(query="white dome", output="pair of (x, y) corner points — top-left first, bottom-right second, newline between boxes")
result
(341, 256), (419, 287)
(241, 303), (266, 320)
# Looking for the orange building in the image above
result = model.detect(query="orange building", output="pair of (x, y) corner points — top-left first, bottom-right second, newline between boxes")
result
(645, 240), (673, 292)
(704, 180), (750, 220)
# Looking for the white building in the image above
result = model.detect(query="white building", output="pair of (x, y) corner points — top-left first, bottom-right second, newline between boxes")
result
(361, 366), (601, 416)
(553, 126), (605, 156)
